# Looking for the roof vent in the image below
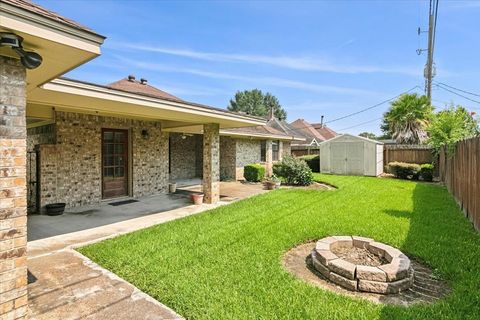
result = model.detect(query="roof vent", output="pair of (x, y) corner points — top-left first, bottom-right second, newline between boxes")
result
(128, 75), (136, 82)
(140, 78), (148, 85)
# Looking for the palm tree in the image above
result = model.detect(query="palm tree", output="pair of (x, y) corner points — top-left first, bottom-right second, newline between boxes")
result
(383, 93), (433, 144)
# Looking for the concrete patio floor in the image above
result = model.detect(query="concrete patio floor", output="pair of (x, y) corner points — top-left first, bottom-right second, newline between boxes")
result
(28, 192), (192, 241)
(27, 181), (267, 320)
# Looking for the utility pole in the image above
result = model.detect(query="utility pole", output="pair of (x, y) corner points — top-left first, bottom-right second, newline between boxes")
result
(425, 1), (434, 103)
(418, 0), (439, 104)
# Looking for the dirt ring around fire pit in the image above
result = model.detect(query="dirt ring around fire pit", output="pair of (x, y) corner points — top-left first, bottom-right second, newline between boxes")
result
(283, 239), (450, 306)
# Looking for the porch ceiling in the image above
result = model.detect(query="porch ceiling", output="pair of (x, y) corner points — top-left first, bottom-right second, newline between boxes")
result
(27, 78), (266, 128)
(0, 0), (105, 92)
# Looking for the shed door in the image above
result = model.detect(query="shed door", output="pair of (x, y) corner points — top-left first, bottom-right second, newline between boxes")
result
(102, 129), (128, 199)
(345, 142), (364, 175)
(330, 142), (346, 174)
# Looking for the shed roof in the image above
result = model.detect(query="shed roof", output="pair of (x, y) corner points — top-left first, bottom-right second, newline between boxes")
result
(318, 133), (384, 145)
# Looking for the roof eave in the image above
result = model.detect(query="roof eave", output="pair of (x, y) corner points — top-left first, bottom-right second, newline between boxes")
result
(221, 130), (305, 141)
(1, 1), (106, 46)
(36, 78), (266, 126)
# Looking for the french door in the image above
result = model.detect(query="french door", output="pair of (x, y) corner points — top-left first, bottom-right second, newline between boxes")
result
(102, 129), (128, 198)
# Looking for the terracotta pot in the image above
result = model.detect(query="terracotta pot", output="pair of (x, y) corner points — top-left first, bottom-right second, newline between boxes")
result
(191, 193), (204, 205)
(266, 181), (276, 190)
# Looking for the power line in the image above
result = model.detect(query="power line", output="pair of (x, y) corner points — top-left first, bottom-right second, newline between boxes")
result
(324, 85), (421, 124)
(434, 81), (480, 98)
(338, 117), (382, 132)
(434, 84), (480, 106)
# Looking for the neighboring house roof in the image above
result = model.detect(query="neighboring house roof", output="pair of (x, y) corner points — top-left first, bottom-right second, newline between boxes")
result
(267, 117), (301, 138)
(311, 123), (338, 140)
(2, 0), (104, 38)
(108, 76), (182, 102)
(289, 119), (326, 146)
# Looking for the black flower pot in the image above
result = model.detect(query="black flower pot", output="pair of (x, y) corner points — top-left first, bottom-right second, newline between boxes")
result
(45, 203), (66, 216)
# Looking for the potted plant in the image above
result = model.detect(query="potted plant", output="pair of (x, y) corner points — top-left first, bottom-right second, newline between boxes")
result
(265, 175), (281, 190)
(45, 203), (66, 216)
(191, 193), (204, 205)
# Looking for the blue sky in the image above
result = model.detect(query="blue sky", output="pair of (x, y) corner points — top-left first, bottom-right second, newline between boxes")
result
(38, 0), (480, 134)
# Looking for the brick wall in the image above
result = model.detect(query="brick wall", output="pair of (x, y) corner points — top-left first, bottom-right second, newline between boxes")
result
(219, 136), (236, 180)
(194, 135), (203, 178)
(282, 141), (291, 158)
(37, 111), (169, 209)
(169, 133), (202, 180)
(26, 125), (55, 212)
(0, 56), (28, 319)
(234, 139), (262, 180)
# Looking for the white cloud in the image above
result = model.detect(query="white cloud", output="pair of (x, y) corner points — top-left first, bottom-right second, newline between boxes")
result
(444, 1), (480, 9)
(113, 56), (382, 96)
(106, 42), (420, 76)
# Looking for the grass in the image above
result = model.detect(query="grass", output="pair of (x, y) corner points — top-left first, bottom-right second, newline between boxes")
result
(79, 174), (480, 319)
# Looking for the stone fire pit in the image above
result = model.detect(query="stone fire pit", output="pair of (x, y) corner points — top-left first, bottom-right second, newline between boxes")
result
(311, 236), (413, 294)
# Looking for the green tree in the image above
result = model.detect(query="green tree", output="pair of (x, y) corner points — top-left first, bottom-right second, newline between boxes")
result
(382, 93), (433, 144)
(358, 132), (377, 140)
(427, 106), (479, 154)
(228, 89), (287, 120)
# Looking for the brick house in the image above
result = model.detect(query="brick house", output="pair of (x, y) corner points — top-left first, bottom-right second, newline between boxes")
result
(25, 76), (299, 212)
(0, 0), (301, 318)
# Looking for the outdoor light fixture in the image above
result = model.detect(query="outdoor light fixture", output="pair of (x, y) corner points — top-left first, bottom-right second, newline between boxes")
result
(141, 129), (149, 140)
(0, 33), (43, 69)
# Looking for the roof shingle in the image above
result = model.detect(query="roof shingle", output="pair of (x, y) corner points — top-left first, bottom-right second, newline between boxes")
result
(311, 123), (338, 140)
(107, 77), (182, 102)
(2, 0), (104, 37)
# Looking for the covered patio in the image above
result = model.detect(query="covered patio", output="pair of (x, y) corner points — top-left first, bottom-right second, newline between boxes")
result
(27, 181), (268, 242)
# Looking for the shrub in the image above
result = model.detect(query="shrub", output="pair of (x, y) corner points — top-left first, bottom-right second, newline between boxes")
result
(299, 155), (320, 172)
(273, 163), (284, 177)
(388, 162), (421, 180)
(276, 156), (313, 186)
(243, 164), (265, 182)
(420, 163), (434, 182)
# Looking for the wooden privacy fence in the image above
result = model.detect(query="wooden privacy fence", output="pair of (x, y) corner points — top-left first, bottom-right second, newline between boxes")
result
(383, 144), (434, 165)
(439, 137), (480, 231)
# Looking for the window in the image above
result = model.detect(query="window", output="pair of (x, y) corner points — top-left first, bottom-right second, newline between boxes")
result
(260, 141), (266, 162)
(272, 140), (279, 161)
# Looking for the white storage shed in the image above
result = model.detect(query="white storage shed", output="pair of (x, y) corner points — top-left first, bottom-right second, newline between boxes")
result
(319, 134), (384, 176)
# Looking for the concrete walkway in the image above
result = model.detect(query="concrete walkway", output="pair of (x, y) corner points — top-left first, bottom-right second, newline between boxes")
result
(27, 182), (267, 319)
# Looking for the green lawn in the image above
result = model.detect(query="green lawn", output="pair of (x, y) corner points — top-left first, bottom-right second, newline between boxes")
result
(79, 175), (480, 319)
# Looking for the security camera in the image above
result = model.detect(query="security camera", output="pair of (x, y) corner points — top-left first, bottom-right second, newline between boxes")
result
(0, 33), (43, 69)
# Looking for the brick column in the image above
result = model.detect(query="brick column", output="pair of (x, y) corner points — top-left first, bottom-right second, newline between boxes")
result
(0, 56), (28, 319)
(266, 139), (273, 176)
(203, 123), (220, 204)
(278, 141), (284, 161)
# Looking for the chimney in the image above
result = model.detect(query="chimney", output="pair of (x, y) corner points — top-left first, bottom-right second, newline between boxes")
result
(127, 75), (135, 82)
(267, 107), (275, 120)
(320, 115), (324, 127)
(140, 78), (148, 85)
